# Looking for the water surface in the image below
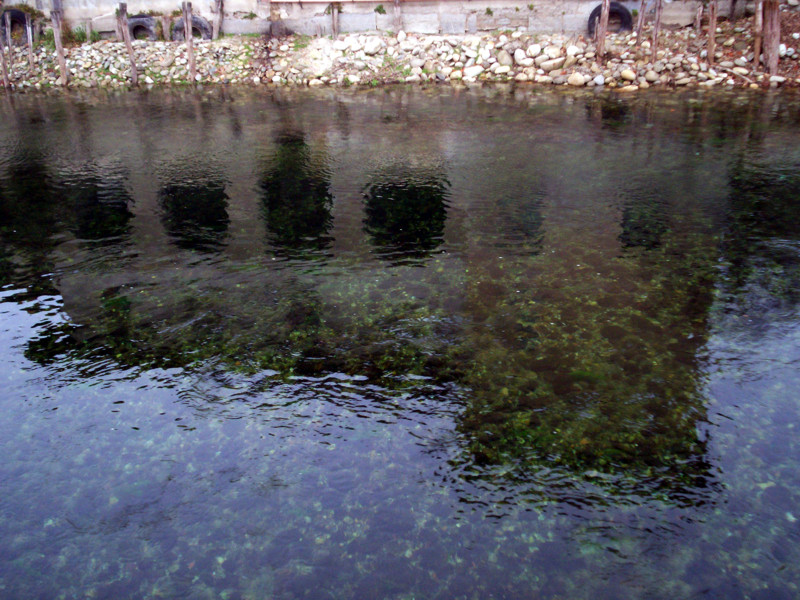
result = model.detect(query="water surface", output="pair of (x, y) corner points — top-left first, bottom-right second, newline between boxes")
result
(1, 86), (800, 599)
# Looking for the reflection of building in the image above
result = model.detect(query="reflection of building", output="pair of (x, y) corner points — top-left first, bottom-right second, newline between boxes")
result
(3, 87), (774, 505)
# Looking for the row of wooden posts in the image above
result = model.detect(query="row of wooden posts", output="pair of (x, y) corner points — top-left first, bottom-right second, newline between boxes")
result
(0, 0), (209, 89)
(593, 0), (783, 77)
(0, 0), (787, 91)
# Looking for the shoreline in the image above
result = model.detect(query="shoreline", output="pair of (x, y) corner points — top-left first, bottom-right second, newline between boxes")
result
(2, 16), (800, 93)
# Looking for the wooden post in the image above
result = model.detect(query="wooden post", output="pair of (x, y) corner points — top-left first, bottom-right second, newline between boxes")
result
(4, 11), (10, 49)
(182, 2), (196, 82)
(707, 0), (717, 65)
(212, 0), (223, 39)
(26, 13), (34, 71)
(160, 15), (171, 41)
(117, 3), (138, 86)
(84, 19), (92, 43)
(635, 0), (646, 44)
(0, 31), (9, 89)
(331, 4), (339, 37)
(763, 0), (780, 74)
(650, 0), (662, 63)
(754, 0), (763, 67)
(694, 4), (702, 33)
(596, 0), (610, 58)
(50, 2), (69, 86)
(394, 0), (401, 33)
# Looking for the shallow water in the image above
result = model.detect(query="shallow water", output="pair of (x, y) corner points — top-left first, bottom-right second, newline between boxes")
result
(2, 86), (800, 599)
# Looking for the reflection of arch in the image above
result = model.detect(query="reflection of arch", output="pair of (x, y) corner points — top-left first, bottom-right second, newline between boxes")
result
(260, 132), (333, 257)
(619, 192), (668, 250)
(159, 165), (229, 252)
(58, 166), (134, 244)
(362, 165), (450, 262)
(585, 96), (630, 130)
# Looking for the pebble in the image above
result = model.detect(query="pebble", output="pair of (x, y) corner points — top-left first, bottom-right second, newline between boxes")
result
(0, 24), (794, 93)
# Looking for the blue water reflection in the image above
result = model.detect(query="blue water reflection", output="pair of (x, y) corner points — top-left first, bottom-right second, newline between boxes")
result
(0, 87), (799, 599)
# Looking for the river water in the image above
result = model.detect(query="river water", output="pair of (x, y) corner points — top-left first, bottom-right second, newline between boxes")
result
(1, 86), (800, 599)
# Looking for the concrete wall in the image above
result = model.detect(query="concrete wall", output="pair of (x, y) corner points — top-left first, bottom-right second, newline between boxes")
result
(7, 0), (707, 36)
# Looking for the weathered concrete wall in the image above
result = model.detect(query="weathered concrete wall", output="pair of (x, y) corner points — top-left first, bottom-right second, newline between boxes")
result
(6, 0), (706, 36)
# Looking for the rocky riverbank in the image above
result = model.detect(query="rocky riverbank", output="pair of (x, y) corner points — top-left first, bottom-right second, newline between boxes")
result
(3, 13), (800, 92)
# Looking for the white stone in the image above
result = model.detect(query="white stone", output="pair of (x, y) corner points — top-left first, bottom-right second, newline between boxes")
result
(363, 37), (383, 56)
(526, 44), (542, 58)
(770, 75), (787, 83)
(544, 45), (561, 59)
(566, 45), (581, 57)
(620, 68), (637, 81)
(567, 72), (585, 86)
(463, 65), (485, 78)
(539, 57), (565, 72)
(593, 74), (605, 86)
(397, 31), (406, 42)
(514, 48), (528, 65)
(495, 65), (511, 75)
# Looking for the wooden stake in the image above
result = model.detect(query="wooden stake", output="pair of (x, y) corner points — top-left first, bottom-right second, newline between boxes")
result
(650, 0), (662, 63)
(50, 5), (69, 86)
(754, 0), (763, 67)
(182, 2), (196, 82)
(26, 13), (34, 71)
(117, 3), (138, 86)
(763, 0), (780, 74)
(0, 33), (9, 90)
(596, 0), (610, 58)
(331, 4), (339, 37)
(694, 5), (703, 33)
(394, 0), (401, 33)
(160, 15), (171, 41)
(84, 19), (92, 44)
(212, 0), (223, 39)
(707, 0), (717, 65)
(4, 11), (10, 49)
(635, 0), (646, 44)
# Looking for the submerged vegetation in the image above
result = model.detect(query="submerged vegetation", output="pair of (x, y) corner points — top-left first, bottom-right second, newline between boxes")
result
(1, 88), (800, 599)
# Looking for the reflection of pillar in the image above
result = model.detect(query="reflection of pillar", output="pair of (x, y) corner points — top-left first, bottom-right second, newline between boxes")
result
(159, 172), (229, 252)
(260, 132), (333, 257)
(61, 166), (134, 243)
(362, 166), (449, 262)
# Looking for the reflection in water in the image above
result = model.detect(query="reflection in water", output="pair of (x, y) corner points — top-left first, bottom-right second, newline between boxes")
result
(363, 165), (450, 262)
(1, 88), (800, 600)
(159, 163), (229, 252)
(585, 95), (631, 130)
(619, 190), (668, 250)
(260, 132), (333, 257)
(60, 165), (134, 244)
(717, 162), (800, 333)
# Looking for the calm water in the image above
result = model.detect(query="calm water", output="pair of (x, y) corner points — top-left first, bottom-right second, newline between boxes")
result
(1, 86), (800, 599)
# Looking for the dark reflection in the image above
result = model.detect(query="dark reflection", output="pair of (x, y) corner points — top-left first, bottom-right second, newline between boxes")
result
(585, 96), (631, 130)
(0, 149), (65, 295)
(619, 191), (668, 250)
(717, 163), (800, 331)
(159, 164), (229, 252)
(260, 132), (333, 258)
(363, 165), (450, 262)
(58, 165), (134, 244)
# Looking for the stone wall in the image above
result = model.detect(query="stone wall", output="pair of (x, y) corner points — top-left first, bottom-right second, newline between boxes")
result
(6, 0), (708, 36)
